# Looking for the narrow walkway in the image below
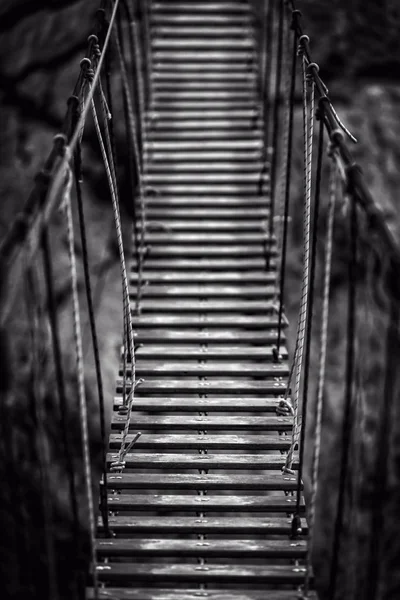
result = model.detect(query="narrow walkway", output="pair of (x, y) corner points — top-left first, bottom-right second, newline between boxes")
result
(95, 1), (308, 597)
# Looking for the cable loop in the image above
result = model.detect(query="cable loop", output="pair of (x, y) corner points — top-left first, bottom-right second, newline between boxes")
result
(80, 57), (91, 70)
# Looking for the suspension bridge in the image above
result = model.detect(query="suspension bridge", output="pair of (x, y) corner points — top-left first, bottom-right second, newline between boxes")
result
(1, 1), (400, 599)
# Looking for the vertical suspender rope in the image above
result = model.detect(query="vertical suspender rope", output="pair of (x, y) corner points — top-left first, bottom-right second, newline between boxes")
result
(274, 7), (299, 362)
(90, 86), (142, 469)
(329, 172), (358, 600)
(283, 41), (315, 473)
(292, 103), (324, 544)
(63, 163), (99, 598)
(303, 151), (339, 597)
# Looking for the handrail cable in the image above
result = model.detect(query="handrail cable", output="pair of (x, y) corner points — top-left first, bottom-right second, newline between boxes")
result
(287, 0), (400, 271)
(0, 0), (122, 328)
(283, 40), (315, 473)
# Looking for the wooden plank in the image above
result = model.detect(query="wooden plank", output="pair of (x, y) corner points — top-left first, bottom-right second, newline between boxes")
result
(130, 284), (278, 298)
(106, 453), (297, 470)
(152, 39), (255, 49)
(125, 361), (289, 377)
(108, 434), (292, 451)
(95, 563), (308, 585)
(141, 246), (275, 257)
(136, 298), (278, 311)
(139, 233), (274, 244)
(136, 220), (268, 231)
(132, 273), (276, 284)
(130, 314), (281, 327)
(153, 26), (251, 37)
(115, 379), (288, 396)
(106, 493), (304, 512)
(133, 344), (288, 359)
(146, 113), (260, 123)
(113, 396), (286, 412)
(130, 330), (285, 344)
(143, 172), (267, 183)
(152, 3), (252, 13)
(111, 414), (291, 431)
(96, 538), (307, 558)
(151, 14), (252, 24)
(144, 139), (263, 149)
(140, 209), (268, 220)
(88, 589), (317, 600)
(99, 515), (304, 532)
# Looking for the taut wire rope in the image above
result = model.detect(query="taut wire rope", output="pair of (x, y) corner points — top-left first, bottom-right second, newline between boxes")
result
(283, 40), (315, 473)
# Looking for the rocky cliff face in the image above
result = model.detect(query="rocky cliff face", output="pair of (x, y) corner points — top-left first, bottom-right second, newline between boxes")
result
(1, 1), (400, 598)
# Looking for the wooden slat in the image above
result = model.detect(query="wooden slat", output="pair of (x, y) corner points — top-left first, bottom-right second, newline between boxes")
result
(130, 314), (281, 328)
(115, 379), (288, 396)
(113, 396), (285, 412)
(125, 361), (289, 377)
(139, 233), (273, 245)
(106, 453), (297, 470)
(99, 515), (304, 533)
(130, 284), (278, 298)
(111, 415), (292, 431)
(108, 434), (292, 451)
(137, 220), (267, 231)
(105, 473), (298, 492)
(88, 589), (317, 600)
(96, 538), (306, 558)
(130, 330), (285, 344)
(95, 563), (308, 584)
(106, 493), (304, 512)
(135, 298), (277, 310)
(133, 344), (288, 359)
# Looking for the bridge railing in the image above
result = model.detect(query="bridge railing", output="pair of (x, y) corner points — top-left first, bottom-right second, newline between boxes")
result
(257, 1), (400, 598)
(0, 1), (149, 597)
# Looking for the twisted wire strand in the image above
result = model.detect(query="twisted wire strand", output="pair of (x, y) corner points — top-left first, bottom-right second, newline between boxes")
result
(303, 154), (339, 597)
(63, 165), (99, 597)
(90, 98), (137, 467)
(283, 50), (315, 472)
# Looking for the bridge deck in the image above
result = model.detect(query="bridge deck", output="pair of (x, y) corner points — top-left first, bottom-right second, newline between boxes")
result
(93, 1), (312, 598)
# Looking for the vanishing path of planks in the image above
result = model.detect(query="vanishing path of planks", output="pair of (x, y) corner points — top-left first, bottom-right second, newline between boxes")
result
(91, 1), (314, 598)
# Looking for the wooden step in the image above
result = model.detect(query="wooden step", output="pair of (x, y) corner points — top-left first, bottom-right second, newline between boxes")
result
(105, 493), (303, 512)
(145, 149), (262, 161)
(133, 345), (288, 360)
(97, 538), (306, 558)
(145, 161), (263, 171)
(137, 220), (268, 232)
(89, 589), (316, 600)
(153, 26), (252, 37)
(101, 514), (302, 532)
(152, 39), (255, 49)
(113, 395), (288, 412)
(130, 284), (277, 298)
(151, 14), (252, 24)
(126, 361), (288, 377)
(132, 298), (277, 310)
(132, 274), (276, 285)
(130, 330), (285, 344)
(95, 563), (308, 585)
(106, 453), (296, 470)
(140, 208), (269, 220)
(152, 2), (252, 14)
(145, 138), (263, 148)
(111, 415), (292, 431)
(108, 434), (293, 451)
